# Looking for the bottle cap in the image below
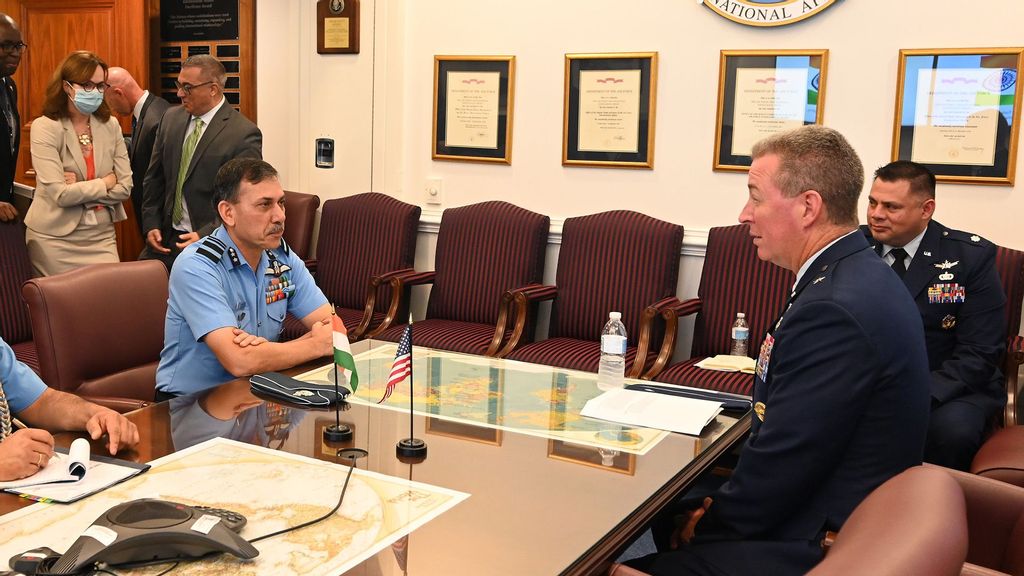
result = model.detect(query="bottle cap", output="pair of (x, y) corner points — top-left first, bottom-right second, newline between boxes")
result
(737, 313), (745, 318)
(609, 311), (622, 320)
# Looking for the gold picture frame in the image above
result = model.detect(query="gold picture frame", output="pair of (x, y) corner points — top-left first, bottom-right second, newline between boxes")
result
(713, 49), (828, 171)
(562, 52), (658, 168)
(891, 47), (1023, 185)
(432, 55), (515, 164)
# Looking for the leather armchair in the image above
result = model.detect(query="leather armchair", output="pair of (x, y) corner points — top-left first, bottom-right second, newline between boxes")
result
(22, 261), (168, 412)
(809, 466), (968, 576)
(972, 424), (1024, 489)
(941, 464), (1024, 575)
(609, 466), (970, 576)
(282, 190), (321, 262)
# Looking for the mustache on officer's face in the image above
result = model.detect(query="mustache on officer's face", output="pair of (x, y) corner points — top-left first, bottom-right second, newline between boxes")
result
(266, 224), (284, 235)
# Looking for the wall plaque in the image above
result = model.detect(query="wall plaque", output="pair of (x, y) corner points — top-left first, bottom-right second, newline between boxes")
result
(161, 0), (240, 41)
(317, 0), (360, 54)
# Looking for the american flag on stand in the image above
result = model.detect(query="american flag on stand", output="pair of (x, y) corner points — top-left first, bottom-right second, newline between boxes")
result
(379, 324), (412, 404)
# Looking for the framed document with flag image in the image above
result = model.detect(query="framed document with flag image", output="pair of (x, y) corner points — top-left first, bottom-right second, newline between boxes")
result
(891, 48), (1023, 185)
(432, 55), (515, 164)
(714, 50), (828, 171)
(563, 52), (658, 168)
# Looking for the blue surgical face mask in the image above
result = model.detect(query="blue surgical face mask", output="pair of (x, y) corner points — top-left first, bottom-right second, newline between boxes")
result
(67, 82), (103, 115)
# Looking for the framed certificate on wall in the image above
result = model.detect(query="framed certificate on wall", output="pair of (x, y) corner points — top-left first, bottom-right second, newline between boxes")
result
(432, 55), (515, 164)
(714, 50), (828, 171)
(563, 52), (658, 168)
(892, 48), (1023, 185)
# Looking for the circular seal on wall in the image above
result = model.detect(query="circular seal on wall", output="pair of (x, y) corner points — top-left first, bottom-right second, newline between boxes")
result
(700, 0), (840, 27)
(329, 0), (345, 14)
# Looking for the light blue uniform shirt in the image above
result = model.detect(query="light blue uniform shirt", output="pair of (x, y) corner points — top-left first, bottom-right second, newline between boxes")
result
(0, 337), (47, 413)
(156, 226), (328, 396)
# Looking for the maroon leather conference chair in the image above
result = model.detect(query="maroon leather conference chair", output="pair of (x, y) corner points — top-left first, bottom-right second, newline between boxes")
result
(370, 200), (549, 356)
(972, 425), (1024, 489)
(808, 466), (967, 576)
(22, 261), (167, 412)
(282, 190), (320, 262)
(502, 210), (683, 376)
(647, 224), (793, 396)
(944, 464), (1024, 576)
(0, 219), (39, 373)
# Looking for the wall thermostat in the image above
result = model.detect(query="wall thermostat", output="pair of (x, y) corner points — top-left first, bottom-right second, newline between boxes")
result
(315, 138), (334, 168)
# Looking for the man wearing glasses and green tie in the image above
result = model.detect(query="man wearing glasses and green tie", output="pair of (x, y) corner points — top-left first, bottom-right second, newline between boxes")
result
(140, 54), (261, 269)
(0, 13), (25, 223)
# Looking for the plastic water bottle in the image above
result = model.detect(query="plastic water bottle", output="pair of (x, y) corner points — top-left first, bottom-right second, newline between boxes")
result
(730, 312), (749, 357)
(598, 312), (628, 390)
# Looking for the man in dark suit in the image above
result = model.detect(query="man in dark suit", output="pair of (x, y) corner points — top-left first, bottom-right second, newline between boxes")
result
(0, 13), (24, 223)
(105, 66), (170, 234)
(863, 160), (1006, 471)
(631, 126), (930, 576)
(140, 54), (261, 268)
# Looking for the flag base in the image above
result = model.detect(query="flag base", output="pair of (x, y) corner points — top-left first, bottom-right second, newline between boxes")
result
(323, 424), (353, 442)
(336, 447), (368, 463)
(396, 437), (427, 459)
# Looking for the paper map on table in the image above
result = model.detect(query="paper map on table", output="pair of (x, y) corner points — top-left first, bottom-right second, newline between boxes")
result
(0, 438), (468, 575)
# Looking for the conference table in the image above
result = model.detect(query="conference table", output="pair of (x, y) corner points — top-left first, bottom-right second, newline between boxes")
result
(0, 340), (751, 576)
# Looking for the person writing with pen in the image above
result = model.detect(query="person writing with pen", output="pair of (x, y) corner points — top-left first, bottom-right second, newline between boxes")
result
(0, 337), (139, 481)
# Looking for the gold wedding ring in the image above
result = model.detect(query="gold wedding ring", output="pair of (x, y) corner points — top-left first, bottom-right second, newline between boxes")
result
(36, 453), (43, 467)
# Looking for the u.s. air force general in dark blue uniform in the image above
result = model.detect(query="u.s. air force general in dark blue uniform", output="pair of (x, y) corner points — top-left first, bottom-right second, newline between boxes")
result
(863, 220), (1007, 470)
(155, 226), (328, 397)
(641, 232), (931, 576)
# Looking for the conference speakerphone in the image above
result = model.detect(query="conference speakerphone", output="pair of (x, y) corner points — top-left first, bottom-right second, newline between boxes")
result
(10, 448), (364, 575)
(9, 499), (256, 575)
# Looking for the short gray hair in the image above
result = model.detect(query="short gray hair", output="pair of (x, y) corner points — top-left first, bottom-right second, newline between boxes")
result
(751, 125), (864, 227)
(182, 54), (226, 88)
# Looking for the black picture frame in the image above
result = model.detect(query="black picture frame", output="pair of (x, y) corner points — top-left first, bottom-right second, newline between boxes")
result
(563, 52), (657, 168)
(432, 55), (515, 164)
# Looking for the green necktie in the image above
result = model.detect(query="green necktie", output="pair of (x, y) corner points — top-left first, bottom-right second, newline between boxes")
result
(173, 118), (205, 225)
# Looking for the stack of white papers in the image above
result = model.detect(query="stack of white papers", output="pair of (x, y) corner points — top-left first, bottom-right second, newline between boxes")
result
(695, 354), (756, 373)
(581, 388), (723, 436)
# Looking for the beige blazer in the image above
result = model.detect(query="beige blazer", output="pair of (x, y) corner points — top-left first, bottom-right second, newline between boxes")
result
(25, 114), (131, 237)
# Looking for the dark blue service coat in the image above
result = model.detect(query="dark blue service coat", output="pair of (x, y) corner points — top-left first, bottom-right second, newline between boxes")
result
(862, 221), (1006, 415)
(646, 232), (931, 576)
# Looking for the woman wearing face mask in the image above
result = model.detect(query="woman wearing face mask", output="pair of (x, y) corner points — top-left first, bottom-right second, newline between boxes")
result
(24, 50), (131, 276)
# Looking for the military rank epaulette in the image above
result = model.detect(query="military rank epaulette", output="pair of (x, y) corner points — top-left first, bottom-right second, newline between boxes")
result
(942, 228), (992, 247)
(195, 236), (227, 263)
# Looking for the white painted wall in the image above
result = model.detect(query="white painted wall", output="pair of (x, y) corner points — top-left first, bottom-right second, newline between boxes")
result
(256, 0), (1024, 349)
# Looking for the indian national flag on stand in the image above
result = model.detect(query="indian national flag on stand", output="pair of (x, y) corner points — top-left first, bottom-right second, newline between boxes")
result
(332, 315), (359, 391)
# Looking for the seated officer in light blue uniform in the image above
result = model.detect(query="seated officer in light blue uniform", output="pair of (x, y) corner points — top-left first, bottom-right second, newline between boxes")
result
(155, 158), (333, 399)
(0, 336), (140, 481)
